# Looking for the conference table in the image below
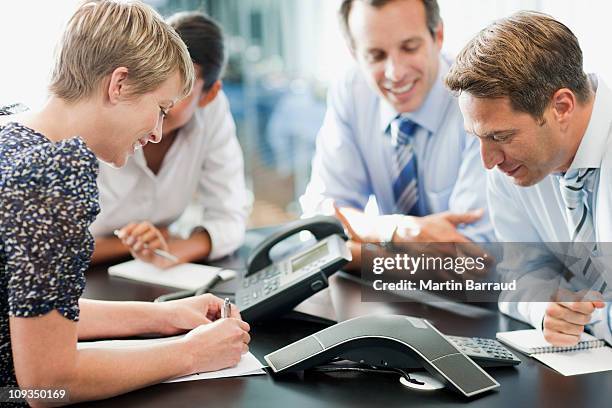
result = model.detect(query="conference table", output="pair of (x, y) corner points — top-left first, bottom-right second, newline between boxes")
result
(76, 229), (612, 408)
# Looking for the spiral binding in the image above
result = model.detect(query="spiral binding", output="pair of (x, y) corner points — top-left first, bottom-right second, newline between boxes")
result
(532, 339), (605, 354)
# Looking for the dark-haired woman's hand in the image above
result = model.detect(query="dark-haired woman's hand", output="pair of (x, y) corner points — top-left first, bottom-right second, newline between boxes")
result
(116, 221), (177, 268)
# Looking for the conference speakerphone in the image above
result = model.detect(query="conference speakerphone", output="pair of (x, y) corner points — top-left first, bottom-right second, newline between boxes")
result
(265, 314), (500, 398)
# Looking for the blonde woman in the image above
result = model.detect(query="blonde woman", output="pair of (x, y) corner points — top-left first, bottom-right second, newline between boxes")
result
(0, 1), (249, 405)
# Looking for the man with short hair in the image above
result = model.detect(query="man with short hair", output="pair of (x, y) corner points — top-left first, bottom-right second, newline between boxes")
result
(446, 11), (612, 345)
(301, 0), (494, 267)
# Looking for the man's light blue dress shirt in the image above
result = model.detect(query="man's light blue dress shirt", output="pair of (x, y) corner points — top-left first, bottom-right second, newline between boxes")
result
(301, 57), (494, 242)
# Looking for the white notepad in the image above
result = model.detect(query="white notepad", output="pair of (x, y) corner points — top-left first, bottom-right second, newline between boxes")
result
(108, 259), (235, 290)
(167, 352), (265, 383)
(78, 336), (266, 382)
(496, 329), (612, 376)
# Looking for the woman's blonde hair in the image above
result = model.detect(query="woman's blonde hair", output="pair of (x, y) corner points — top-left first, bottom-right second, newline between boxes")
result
(49, 0), (194, 102)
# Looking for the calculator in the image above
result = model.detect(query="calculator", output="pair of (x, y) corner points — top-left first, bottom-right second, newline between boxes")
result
(446, 335), (521, 367)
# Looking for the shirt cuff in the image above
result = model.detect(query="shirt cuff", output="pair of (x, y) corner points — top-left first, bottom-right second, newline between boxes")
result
(528, 302), (548, 331)
(168, 218), (245, 261)
(198, 219), (245, 260)
(588, 302), (612, 344)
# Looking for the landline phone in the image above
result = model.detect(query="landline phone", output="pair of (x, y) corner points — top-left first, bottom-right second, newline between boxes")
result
(237, 215), (352, 323)
(265, 314), (504, 398)
(154, 216), (351, 321)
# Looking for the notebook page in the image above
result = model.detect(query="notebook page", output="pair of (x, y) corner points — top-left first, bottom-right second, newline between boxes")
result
(166, 352), (265, 382)
(496, 329), (602, 354)
(534, 347), (612, 376)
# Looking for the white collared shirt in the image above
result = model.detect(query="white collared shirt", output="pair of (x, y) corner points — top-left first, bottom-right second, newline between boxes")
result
(90, 91), (250, 260)
(490, 75), (612, 342)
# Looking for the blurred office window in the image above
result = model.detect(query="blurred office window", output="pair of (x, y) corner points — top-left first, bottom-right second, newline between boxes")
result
(439, 0), (612, 81)
(0, 0), (79, 109)
(2, 1), (612, 228)
(148, 0), (351, 227)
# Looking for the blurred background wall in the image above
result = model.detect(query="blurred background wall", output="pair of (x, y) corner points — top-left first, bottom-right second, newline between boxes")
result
(2, 0), (610, 226)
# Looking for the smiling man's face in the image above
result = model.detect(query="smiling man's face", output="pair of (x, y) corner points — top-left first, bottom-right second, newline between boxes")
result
(458, 93), (570, 187)
(348, 0), (443, 113)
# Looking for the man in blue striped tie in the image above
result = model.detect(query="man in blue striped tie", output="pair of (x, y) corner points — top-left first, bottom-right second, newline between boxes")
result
(446, 12), (612, 346)
(301, 0), (494, 268)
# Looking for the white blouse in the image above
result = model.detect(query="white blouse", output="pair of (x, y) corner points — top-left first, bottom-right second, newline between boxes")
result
(90, 91), (250, 260)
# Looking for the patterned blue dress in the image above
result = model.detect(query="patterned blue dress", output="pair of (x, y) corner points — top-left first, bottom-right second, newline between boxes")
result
(0, 122), (99, 386)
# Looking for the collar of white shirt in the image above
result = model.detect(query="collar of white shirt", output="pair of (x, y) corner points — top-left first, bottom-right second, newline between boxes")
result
(568, 74), (612, 170)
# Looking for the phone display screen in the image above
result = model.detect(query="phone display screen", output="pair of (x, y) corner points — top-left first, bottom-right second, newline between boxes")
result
(291, 242), (329, 272)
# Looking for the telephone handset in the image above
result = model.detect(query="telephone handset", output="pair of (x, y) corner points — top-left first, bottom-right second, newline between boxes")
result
(238, 216), (351, 323)
(246, 215), (348, 276)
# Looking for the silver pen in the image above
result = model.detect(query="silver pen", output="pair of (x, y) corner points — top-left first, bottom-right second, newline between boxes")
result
(221, 297), (231, 319)
(113, 229), (179, 263)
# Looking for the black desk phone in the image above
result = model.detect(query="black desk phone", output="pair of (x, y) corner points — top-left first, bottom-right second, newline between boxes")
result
(238, 216), (352, 323)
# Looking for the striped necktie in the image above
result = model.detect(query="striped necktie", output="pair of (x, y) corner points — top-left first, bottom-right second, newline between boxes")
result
(559, 168), (607, 293)
(389, 116), (420, 215)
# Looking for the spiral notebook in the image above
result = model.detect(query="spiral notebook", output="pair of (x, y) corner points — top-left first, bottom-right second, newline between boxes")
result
(496, 329), (612, 376)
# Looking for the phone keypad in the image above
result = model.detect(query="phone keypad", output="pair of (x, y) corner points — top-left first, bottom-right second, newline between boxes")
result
(237, 255), (332, 309)
(446, 335), (521, 366)
(239, 265), (284, 307)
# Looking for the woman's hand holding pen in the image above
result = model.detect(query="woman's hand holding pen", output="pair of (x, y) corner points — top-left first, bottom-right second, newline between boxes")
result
(116, 221), (178, 268)
(158, 293), (242, 335)
(165, 294), (250, 373)
(115, 227), (251, 372)
(182, 318), (251, 373)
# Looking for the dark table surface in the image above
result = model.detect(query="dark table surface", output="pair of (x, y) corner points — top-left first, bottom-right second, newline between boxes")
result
(77, 231), (612, 408)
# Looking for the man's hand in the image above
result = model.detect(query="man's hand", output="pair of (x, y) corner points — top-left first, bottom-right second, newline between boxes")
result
(394, 209), (484, 243)
(543, 290), (606, 346)
(334, 205), (483, 243)
(158, 293), (243, 336)
(334, 205), (486, 271)
(116, 221), (176, 268)
(333, 206), (395, 242)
